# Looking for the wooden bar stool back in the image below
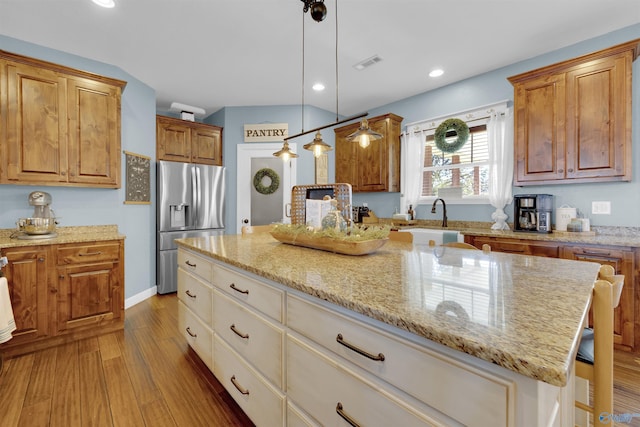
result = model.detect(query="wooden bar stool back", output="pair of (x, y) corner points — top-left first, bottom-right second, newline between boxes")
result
(574, 264), (624, 426)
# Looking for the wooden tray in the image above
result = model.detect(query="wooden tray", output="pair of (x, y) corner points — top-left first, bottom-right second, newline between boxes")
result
(270, 231), (388, 256)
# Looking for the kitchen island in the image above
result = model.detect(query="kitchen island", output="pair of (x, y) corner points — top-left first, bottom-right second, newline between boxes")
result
(175, 232), (599, 427)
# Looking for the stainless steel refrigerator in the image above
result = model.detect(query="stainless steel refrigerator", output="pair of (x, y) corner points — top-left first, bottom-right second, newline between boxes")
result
(157, 160), (225, 294)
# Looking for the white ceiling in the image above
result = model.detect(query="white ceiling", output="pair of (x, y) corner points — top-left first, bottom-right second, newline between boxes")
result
(1, 0), (639, 117)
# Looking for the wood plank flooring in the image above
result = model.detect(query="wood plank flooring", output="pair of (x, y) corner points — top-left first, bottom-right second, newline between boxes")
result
(1, 293), (639, 426)
(0, 294), (253, 427)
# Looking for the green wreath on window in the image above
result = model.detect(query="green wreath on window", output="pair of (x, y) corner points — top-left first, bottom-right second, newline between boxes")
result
(434, 118), (469, 153)
(253, 168), (280, 195)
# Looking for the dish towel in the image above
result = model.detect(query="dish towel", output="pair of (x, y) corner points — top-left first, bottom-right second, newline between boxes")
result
(442, 231), (459, 245)
(0, 277), (16, 344)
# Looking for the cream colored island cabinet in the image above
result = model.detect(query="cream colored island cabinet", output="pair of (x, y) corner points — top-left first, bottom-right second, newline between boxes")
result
(175, 238), (592, 427)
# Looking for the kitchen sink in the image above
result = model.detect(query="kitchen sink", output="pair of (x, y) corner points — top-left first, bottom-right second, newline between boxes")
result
(398, 228), (463, 245)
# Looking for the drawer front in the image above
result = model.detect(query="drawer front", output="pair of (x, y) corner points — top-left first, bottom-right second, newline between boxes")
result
(178, 301), (213, 370)
(287, 294), (512, 427)
(287, 334), (441, 427)
(214, 335), (285, 427)
(56, 242), (121, 265)
(213, 289), (284, 389)
(177, 269), (213, 326)
(212, 264), (284, 322)
(177, 248), (213, 282)
(287, 401), (320, 427)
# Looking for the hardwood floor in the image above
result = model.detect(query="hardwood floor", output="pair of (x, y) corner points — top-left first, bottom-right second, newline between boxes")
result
(1, 293), (639, 427)
(0, 294), (253, 427)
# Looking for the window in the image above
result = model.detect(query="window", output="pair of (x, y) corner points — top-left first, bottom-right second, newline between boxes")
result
(402, 102), (510, 207)
(422, 124), (489, 198)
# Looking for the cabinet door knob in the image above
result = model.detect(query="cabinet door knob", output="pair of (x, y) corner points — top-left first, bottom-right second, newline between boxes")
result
(59, 275), (65, 279)
(568, 168), (573, 172)
(38, 257), (45, 263)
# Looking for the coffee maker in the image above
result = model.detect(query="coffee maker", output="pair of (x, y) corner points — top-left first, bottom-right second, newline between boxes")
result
(514, 194), (553, 233)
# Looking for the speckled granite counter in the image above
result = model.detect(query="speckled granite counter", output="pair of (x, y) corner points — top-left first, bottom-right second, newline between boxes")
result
(385, 219), (640, 248)
(0, 225), (125, 249)
(176, 232), (598, 387)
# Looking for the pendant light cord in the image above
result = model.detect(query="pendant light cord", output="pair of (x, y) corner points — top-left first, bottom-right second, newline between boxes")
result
(302, 11), (305, 133)
(335, 0), (339, 122)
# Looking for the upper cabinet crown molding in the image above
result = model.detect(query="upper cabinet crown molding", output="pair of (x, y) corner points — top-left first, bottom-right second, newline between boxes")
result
(0, 50), (126, 188)
(0, 49), (127, 89)
(508, 39), (639, 186)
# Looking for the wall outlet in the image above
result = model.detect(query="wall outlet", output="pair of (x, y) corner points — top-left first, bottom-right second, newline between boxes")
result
(592, 201), (611, 215)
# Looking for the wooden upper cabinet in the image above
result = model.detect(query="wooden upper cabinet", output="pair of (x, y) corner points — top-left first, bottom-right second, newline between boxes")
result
(3, 60), (69, 184)
(508, 39), (639, 186)
(0, 50), (126, 188)
(156, 115), (223, 165)
(334, 113), (403, 192)
(67, 77), (121, 187)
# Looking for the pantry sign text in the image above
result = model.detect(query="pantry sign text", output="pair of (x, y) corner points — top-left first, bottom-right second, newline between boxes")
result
(244, 123), (288, 142)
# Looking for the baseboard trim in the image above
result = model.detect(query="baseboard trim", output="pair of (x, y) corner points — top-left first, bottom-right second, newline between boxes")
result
(125, 286), (157, 309)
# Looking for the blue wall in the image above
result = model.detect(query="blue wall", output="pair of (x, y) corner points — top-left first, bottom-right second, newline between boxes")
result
(0, 35), (157, 301)
(363, 24), (640, 226)
(1, 23), (639, 300)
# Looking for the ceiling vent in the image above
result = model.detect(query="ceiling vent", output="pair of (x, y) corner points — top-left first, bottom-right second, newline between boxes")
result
(353, 55), (383, 71)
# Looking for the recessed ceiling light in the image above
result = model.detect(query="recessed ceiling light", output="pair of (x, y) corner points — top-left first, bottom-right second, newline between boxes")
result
(312, 83), (325, 91)
(429, 69), (444, 78)
(92, 0), (115, 8)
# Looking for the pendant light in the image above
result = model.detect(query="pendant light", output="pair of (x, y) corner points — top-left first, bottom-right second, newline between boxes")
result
(272, 141), (298, 161)
(347, 119), (383, 148)
(274, 0), (368, 160)
(303, 131), (332, 157)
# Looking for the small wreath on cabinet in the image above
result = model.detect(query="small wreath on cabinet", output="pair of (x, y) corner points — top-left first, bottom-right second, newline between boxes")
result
(434, 118), (470, 153)
(253, 168), (280, 195)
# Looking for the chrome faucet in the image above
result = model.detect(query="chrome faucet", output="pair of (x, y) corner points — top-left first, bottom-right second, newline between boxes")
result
(431, 198), (448, 228)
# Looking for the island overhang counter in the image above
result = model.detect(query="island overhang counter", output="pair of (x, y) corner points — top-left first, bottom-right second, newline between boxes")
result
(175, 232), (598, 427)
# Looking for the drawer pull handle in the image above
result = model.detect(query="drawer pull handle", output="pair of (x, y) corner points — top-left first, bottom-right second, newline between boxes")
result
(229, 283), (249, 295)
(230, 375), (250, 395)
(336, 334), (385, 361)
(186, 327), (197, 338)
(185, 260), (197, 267)
(336, 402), (361, 427)
(230, 324), (249, 339)
(185, 290), (196, 299)
(79, 251), (102, 256)
(580, 250), (612, 257)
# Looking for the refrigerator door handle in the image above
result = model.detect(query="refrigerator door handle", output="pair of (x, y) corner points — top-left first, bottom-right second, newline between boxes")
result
(192, 166), (199, 227)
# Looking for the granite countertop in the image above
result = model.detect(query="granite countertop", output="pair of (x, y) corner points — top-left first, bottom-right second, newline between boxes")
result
(0, 225), (125, 249)
(176, 232), (598, 387)
(384, 219), (640, 248)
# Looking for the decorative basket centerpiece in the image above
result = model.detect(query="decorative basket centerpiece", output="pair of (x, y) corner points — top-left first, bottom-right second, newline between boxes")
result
(270, 223), (390, 256)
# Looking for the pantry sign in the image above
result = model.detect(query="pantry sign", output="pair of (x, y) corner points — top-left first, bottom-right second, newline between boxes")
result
(244, 123), (289, 142)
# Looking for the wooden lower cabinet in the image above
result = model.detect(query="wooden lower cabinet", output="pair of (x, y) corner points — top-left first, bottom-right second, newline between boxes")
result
(0, 240), (124, 357)
(468, 236), (560, 257)
(0, 245), (50, 346)
(560, 245), (635, 351)
(465, 234), (637, 352)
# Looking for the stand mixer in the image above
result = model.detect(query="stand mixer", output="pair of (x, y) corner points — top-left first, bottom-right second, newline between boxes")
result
(16, 191), (58, 239)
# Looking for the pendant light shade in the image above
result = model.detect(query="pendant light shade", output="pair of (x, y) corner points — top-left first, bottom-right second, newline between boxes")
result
(303, 131), (333, 157)
(347, 119), (383, 148)
(273, 141), (299, 161)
